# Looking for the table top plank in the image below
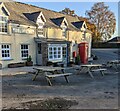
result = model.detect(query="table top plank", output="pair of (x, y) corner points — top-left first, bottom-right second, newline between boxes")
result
(80, 64), (102, 67)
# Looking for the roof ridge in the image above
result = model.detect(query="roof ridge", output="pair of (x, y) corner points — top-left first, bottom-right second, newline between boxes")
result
(15, 1), (80, 19)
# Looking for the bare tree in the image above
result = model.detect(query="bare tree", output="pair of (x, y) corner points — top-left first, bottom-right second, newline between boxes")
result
(86, 2), (116, 41)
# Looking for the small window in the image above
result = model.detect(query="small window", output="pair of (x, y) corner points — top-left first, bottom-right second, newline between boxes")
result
(38, 43), (41, 54)
(1, 44), (11, 59)
(82, 32), (86, 39)
(62, 47), (67, 58)
(21, 45), (29, 59)
(83, 24), (86, 29)
(40, 16), (45, 22)
(0, 15), (8, 33)
(62, 27), (67, 37)
(38, 28), (44, 36)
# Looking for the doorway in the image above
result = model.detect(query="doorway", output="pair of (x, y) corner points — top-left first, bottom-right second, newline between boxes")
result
(36, 43), (42, 65)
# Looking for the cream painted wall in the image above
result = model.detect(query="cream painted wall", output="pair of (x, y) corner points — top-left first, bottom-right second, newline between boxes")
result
(0, 23), (36, 68)
(68, 30), (83, 43)
(68, 30), (92, 59)
(47, 28), (67, 40)
(0, 23), (92, 68)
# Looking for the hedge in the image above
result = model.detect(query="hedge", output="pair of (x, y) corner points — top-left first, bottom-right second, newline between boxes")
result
(92, 42), (120, 48)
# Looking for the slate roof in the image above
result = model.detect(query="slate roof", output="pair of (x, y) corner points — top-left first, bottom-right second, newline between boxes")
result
(23, 11), (41, 23)
(3, 2), (85, 31)
(72, 21), (84, 29)
(50, 17), (65, 27)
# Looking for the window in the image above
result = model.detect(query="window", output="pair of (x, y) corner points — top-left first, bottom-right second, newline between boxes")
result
(82, 32), (86, 40)
(0, 15), (8, 33)
(1, 44), (10, 59)
(48, 46), (62, 60)
(37, 43), (41, 54)
(48, 44), (67, 61)
(83, 24), (86, 28)
(21, 45), (29, 59)
(62, 27), (66, 37)
(38, 28), (44, 36)
(37, 16), (45, 37)
(62, 47), (67, 59)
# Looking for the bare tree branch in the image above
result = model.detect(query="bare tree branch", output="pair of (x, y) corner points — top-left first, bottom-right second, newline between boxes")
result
(86, 2), (116, 41)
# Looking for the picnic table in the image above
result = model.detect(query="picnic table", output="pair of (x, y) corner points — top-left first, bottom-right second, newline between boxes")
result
(80, 64), (107, 78)
(106, 60), (120, 70)
(32, 66), (73, 86)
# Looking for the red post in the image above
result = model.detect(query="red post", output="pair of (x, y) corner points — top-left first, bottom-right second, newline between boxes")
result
(73, 51), (76, 58)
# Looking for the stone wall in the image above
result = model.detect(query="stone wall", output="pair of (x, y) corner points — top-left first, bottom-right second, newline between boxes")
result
(41, 42), (48, 65)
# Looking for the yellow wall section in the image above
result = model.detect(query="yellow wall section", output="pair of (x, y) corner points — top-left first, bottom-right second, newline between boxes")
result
(0, 24), (36, 68)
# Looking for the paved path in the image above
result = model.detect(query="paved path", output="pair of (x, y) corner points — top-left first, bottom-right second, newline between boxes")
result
(92, 48), (119, 64)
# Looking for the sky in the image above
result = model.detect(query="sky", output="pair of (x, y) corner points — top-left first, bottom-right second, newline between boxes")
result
(17, 1), (119, 38)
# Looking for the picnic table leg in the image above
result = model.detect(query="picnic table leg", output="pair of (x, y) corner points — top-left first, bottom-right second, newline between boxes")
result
(100, 70), (104, 76)
(87, 68), (94, 78)
(98, 66), (104, 76)
(45, 77), (52, 86)
(32, 70), (39, 81)
(61, 69), (65, 73)
(64, 75), (69, 83)
(45, 72), (52, 86)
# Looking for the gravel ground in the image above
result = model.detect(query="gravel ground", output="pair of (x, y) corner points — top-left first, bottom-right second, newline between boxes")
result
(1, 49), (120, 110)
(1, 66), (119, 110)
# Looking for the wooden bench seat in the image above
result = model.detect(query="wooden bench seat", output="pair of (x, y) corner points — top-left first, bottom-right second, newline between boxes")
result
(46, 73), (73, 78)
(91, 68), (107, 72)
(45, 73), (73, 86)
(91, 68), (107, 76)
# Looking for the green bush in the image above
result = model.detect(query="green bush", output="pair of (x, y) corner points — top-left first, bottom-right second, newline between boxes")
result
(27, 55), (32, 62)
(75, 55), (81, 65)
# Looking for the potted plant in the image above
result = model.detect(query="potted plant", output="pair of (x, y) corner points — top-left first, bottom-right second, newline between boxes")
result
(69, 61), (75, 67)
(26, 55), (33, 66)
(46, 61), (53, 66)
(75, 54), (81, 65)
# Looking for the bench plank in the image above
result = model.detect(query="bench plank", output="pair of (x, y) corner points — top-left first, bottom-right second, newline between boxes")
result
(45, 73), (73, 86)
(91, 68), (107, 72)
(46, 73), (72, 78)
(91, 68), (107, 76)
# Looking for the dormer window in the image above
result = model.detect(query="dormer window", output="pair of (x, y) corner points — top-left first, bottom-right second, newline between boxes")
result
(0, 15), (8, 34)
(37, 13), (46, 37)
(61, 19), (68, 38)
(83, 24), (86, 29)
(62, 27), (67, 37)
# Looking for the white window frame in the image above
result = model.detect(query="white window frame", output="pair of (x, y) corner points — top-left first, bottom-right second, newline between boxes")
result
(62, 46), (67, 59)
(37, 16), (45, 37)
(38, 28), (44, 37)
(48, 44), (67, 61)
(21, 44), (29, 59)
(0, 15), (8, 34)
(1, 44), (11, 60)
(48, 46), (62, 61)
(62, 27), (67, 37)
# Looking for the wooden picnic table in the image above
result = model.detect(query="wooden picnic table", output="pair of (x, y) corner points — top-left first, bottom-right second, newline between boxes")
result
(80, 64), (107, 78)
(32, 66), (72, 86)
(107, 60), (120, 70)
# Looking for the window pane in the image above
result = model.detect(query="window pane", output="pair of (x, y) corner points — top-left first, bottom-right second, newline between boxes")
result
(1, 44), (10, 59)
(21, 45), (29, 58)
(0, 16), (8, 33)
